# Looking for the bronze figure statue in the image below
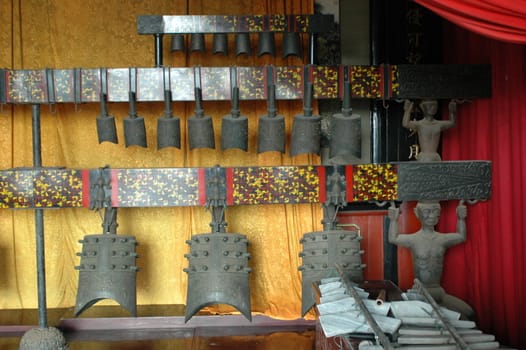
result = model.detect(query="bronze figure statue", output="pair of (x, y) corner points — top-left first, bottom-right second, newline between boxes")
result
(388, 200), (474, 319)
(403, 99), (456, 162)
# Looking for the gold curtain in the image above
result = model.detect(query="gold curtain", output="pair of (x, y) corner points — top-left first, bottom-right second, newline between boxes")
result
(0, 0), (322, 319)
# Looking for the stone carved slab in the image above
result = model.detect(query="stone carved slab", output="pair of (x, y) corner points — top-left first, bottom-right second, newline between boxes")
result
(397, 161), (491, 201)
(394, 64), (492, 99)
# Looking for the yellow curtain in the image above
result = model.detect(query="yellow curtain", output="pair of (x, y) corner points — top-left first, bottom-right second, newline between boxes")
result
(0, 0), (322, 319)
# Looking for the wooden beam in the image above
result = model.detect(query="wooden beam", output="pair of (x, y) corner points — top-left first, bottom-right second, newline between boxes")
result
(0, 64), (491, 104)
(0, 162), (491, 209)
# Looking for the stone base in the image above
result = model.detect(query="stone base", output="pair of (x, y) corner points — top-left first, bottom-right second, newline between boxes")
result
(19, 327), (68, 350)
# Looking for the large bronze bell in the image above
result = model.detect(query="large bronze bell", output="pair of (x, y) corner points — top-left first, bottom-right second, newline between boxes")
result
(298, 228), (364, 316)
(123, 91), (147, 148)
(190, 33), (205, 53)
(282, 32), (302, 59)
(257, 84), (285, 153)
(329, 81), (361, 160)
(212, 33), (228, 55)
(188, 87), (215, 149)
(157, 89), (181, 149)
(96, 92), (118, 144)
(290, 82), (321, 156)
(298, 169), (364, 316)
(170, 34), (186, 52)
(184, 232), (252, 322)
(257, 32), (276, 57)
(184, 167), (252, 322)
(235, 33), (251, 56)
(75, 207), (139, 317)
(221, 86), (248, 151)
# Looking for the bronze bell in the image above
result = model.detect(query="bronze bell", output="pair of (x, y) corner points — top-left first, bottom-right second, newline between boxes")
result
(157, 90), (181, 149)
(184, 233), (252, 322)
(188, 87), (215, 149)
(257, 32), (276, 57)
(298, 229), (364, 316)
(212, 33), (228, 55)
(329, 81), (361, 160)
(290, 82), (321, 156)
(190, 33), (205, 53)
(257, 84), (285, 153)
(282, 32), (302, 59)
(123, 91), (147, 148)
(235, 33), (251, 56)
(170, 34), (186, 52)
(221, 86), (248, 151)
(96, 92), (118, 144)
(75, 207), (139, 317)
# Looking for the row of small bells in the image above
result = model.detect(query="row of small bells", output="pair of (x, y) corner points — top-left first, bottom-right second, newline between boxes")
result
(169, 32), (304, 59)
(97, 76), (360, 161)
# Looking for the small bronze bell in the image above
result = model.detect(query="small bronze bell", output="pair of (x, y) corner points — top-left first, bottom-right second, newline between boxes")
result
(282, 32), (302, 59)
(221, 86), (248, 151)
(96, 92), (118, 144)
(212, 33), (228, 55)
(235, 33), (251, 56)
(257, 32), (276, 57)
(329, 81), (361, 160)
(188, 87), (215, 150)
(123, 91), (147, 148)
(190, 33), (205, 53)
(290, 82), (321, 156)
(257, 84), (285, 153)
(157, 90), (181, 149)
(170, 34), (186, 52)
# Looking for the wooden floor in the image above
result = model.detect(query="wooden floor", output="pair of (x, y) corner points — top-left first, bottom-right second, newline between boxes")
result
(0, 306), (316, 349)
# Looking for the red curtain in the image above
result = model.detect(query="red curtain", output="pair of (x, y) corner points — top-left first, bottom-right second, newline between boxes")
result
(415, 0), (526, 43)
(434, 23), (526, 349)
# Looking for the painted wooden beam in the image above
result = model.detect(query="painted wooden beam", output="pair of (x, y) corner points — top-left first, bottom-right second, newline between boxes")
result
(0, 161), (491, 209)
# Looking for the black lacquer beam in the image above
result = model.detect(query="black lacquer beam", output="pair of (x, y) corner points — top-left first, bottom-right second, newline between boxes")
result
(137, 15), (335, 35)
(0, 64), (492, 104)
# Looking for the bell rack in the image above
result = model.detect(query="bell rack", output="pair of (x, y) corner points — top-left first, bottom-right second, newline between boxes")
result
(0, 64), (491, 106)
(0, 161), (491, 210)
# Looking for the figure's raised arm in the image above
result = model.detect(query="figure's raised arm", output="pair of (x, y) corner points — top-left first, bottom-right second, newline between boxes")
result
(388, 204), (402, 244)
(456, 200), (467, 241)
(441, 99), (457, 130)
(402, 99), (417, 130)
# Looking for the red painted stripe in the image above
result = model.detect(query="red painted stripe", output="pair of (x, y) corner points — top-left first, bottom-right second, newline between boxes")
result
(317, 166), (326, 203)
(5, 71), (11, 103)
(226, 168), (234, 206)
(111, 170), (119, 207)
(198, 168), (207, 206)
(81, 169), (91, 208)
(346, 165), (354, 203)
